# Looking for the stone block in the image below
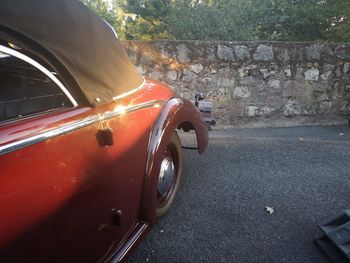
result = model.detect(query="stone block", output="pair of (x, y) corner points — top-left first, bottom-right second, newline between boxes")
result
(246, 106), (258, 117)
(305, 44), (323, 60)
(260, 69), (275, 79)
(217, 45), (235, 61)
(274, 47), (291, 62)
(149, 71), (162, 80)
(139, 54), (155, 66)
(206, 47), (216, 61)
(182, 69), (198, 82)
(218, 78), (234, 88)
(305, 68), (319, 81)
(177, 44), (191, 63)
(323, 64), (336, 72)
(320, 71), (332, 81)
(234, 45), (251, 60)
(233, 86), (251, 99)
(335, 45), (350, 60)
(283, 99), (302, 116)
(284, 67), (292, 77)
(190, 64), (204, 74)
(344, 63), (350, 74)
(245, 106), (275, 117)
(320, 100), (333, 112)
(268, 79), (281, 90)
(166, 71), (178, 81)
(128, 49), (138, 64)
(260, 107), (275, 116)
(238, 67), (249, 78)
(253, 45), (274, 61)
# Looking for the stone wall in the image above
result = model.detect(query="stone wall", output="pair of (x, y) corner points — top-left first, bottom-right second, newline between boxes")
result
(123, 41), (350, 127)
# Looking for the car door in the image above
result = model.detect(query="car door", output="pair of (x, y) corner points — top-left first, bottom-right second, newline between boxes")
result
(0, 46), (152, 262)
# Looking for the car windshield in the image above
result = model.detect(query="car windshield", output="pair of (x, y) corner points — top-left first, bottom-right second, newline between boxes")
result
(0, 51), (72, 122)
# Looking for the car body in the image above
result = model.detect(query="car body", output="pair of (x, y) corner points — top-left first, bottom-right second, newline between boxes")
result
(0, 0), (208, 262)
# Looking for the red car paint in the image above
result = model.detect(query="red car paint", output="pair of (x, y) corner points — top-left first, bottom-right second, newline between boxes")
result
(0, 78), (208, 262)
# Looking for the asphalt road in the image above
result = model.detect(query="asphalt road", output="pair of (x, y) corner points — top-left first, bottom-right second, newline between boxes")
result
(129, 125), (350, 263)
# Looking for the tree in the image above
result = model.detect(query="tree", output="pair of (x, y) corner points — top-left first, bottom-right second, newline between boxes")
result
(119, 0), (350, 42)
(242, 0), (350, 42)
(116, 0), (174, 40)
(80, 0), (115, 25)
(82, 0), (350, 42)
(80, 0), (127, 39)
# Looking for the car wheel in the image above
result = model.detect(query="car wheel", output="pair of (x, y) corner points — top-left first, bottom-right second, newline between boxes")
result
(156, 132), (183, 219)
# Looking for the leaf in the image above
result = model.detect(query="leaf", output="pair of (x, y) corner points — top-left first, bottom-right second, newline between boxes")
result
(265, 206), (274, 215)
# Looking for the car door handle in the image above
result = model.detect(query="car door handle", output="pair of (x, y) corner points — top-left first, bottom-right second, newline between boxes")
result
(96, 128), (114, 147)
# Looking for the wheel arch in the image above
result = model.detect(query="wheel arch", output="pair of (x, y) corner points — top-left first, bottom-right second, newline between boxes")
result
(139, 98), (209, 224)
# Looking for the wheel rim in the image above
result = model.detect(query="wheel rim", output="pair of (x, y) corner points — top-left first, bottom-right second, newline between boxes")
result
(157, 146), (178, 207)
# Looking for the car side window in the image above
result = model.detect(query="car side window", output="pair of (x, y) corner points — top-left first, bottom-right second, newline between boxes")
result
(0, 50), (73, 123)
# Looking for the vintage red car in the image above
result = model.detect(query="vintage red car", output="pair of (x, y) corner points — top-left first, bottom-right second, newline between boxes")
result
(0, 0), (208, 262)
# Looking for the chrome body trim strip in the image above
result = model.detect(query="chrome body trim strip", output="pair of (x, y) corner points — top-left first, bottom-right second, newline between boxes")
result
(0, 45), (78, 107)
(0, 100), (163, 156)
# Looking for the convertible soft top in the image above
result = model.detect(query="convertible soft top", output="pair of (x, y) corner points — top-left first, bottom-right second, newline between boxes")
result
(0, 0), (143, 106)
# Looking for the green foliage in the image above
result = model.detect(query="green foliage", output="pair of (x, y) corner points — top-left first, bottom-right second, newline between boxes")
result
(117, 0), (174, 40)
(81, 0), (350, 42)
(80, 0), (127, 38)
(80, 0), (115, 25)
(241, 0), (350, 42)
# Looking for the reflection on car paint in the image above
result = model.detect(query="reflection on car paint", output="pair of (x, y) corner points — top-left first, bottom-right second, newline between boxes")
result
(0, 100), (164, 156)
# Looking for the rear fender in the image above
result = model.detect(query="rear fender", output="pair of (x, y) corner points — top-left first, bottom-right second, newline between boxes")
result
(140, 98), (209, 224)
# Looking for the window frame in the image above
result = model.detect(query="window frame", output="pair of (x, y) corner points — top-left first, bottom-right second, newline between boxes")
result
(0, 45), (78, 114)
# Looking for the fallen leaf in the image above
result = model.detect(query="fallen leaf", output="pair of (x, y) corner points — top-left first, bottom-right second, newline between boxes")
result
(265, 206), (274, 215)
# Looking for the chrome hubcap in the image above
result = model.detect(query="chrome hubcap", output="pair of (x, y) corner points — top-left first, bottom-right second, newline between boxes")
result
(158, 157), (175, 196)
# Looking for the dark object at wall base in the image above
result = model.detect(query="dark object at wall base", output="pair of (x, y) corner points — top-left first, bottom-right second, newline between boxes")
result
(315, 210), (350, 262)
(194, 93), (215, 130)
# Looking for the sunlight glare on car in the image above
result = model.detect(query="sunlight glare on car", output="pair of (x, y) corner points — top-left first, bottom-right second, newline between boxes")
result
(114, 105), (127, 115)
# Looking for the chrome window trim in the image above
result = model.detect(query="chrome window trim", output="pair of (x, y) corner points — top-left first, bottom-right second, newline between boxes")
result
(0, 45), (78, 107)
(113, 77), (146, 101)
(0, 100), (163, 156)
(106, 19), (146, 102)
(104, 20), (119, 40)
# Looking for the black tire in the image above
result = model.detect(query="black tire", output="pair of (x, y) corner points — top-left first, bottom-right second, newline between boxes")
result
(156, 132), (183, 219)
